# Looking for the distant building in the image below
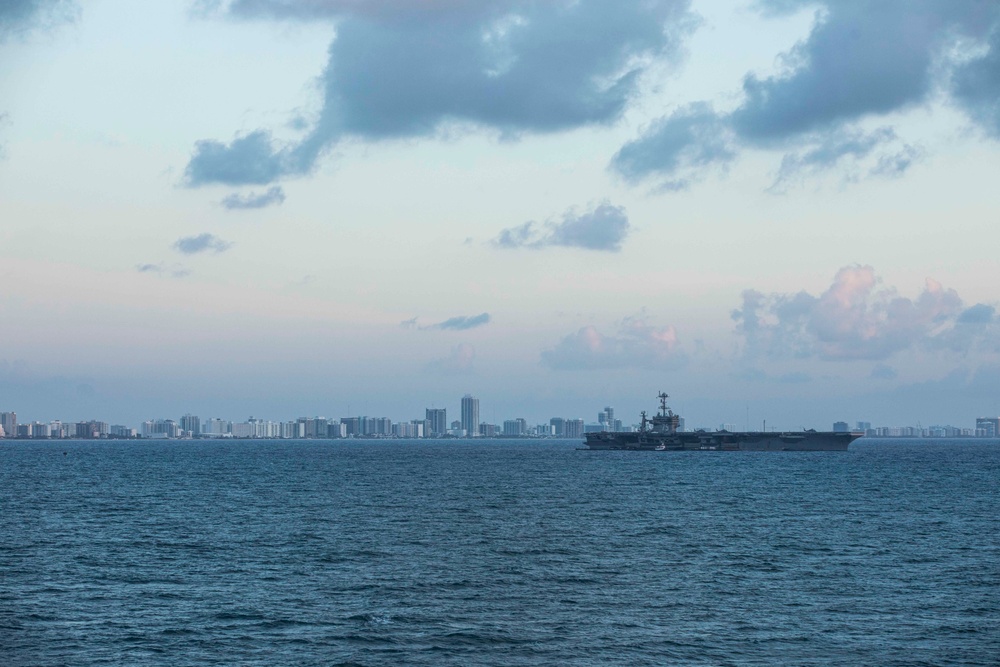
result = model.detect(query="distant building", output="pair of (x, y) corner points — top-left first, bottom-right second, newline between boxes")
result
(426, 408), (447, 437)
(203, 418), (230, 437)
(0, 412), (16, 438)
(975, 417), (999, 438)
(598, 407), (615, 431)
(393, 421), (424, 438)
(375, 417), (393, 436)
(340, 417), (360, 437)
(18, 422), (51, 438)
(110, 424), (136, 438)
(300, 417), (328, 438)
(48, 421), (69, 438)
(461, 395), (480, 437)
(180, 414), (201, 436)
(564, 419), (584, 439)
(833, 421), (850, 432)
(503, 419), (525, 436)
(549, 417), (565, 437)
(143, 419), (180, 438)
(76, 421), (108, 438)
(231, 421), (253, 438)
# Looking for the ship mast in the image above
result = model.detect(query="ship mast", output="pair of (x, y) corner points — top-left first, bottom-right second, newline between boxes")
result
(658, 391), (670, 417)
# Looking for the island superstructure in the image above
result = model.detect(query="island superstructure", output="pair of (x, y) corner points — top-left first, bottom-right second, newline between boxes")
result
(584, 392), (863, 451)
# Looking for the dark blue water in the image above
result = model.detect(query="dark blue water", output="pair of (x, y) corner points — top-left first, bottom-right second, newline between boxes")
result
(2, 438), (998, 666)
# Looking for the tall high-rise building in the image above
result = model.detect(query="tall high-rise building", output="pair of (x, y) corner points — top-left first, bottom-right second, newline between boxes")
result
(598, 407), (615, 431)
(180, 414), (201, 436)
(550, 417), (565, 437)
(564, 419), (585, 438)
(375, 417), (393, 436)
(461, 394), (479, 437)
(282, 421), (304, 438)
(300, 417), (329, 438)
(0, 412), (16, 438)
(340, 417), (360, 437)
(426, 408), (447, 437)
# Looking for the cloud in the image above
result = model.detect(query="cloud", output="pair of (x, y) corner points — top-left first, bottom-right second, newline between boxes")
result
(732, 265), (966, 361)
(768, 126), (898, 192)
(431, 313), (491, 331)
(542, 316), (686, 370)
(187, 0), (698, 186)
(958, 303), (997, 324)
(611, 103), (737, 189)
(494, 202), (630, 252)
(868, 144), (924, 178)
(172, 233), (233, 254)
(0, 0), (76, 39)
(613, 2), (1000, 189)
(951, 27), (1000, 138)
(184, 130), (294, 186)
(402, 313), (492, 330)
(427, 343), (476, 374)
(932, 303), (1000, 354)
(135, 263), (190, 278)
(730, 2), (949, 143)
(220, 185), (286, 210)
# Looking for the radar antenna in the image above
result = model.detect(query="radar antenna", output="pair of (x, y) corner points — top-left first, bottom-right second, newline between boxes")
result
(657, 391), (670, 416)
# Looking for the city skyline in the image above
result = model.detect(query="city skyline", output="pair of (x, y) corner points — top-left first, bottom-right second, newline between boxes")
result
(2, 397), (997, 440)
(2, 2), (1000, 427)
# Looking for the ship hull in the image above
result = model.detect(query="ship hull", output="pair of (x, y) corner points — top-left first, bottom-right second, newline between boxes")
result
(583, 430), (860, 451)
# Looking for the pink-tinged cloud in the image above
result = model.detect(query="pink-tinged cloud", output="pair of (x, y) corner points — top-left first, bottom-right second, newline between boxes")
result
(732, 265), (985, 361)
(542, 317), (686, 370)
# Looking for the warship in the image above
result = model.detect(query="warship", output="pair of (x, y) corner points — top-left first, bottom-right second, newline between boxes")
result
(583, 392), (862, 451)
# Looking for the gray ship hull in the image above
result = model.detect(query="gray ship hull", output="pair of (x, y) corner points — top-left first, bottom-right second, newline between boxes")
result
(584, 430), (860, 451)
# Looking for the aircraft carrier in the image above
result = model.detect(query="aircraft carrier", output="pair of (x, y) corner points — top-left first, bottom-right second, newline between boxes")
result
(583, 392), (862, 451)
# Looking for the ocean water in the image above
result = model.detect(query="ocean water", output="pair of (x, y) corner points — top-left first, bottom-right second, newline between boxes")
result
(2, 438), (998, 666)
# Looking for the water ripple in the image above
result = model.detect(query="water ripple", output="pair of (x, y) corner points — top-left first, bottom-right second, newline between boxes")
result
(1, 438), (998, 665)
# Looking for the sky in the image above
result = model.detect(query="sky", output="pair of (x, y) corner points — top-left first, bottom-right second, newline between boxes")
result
(1, 0), (999, 430)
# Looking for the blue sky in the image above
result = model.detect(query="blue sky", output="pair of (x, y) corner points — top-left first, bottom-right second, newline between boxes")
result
(1, 0), (999, 428)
